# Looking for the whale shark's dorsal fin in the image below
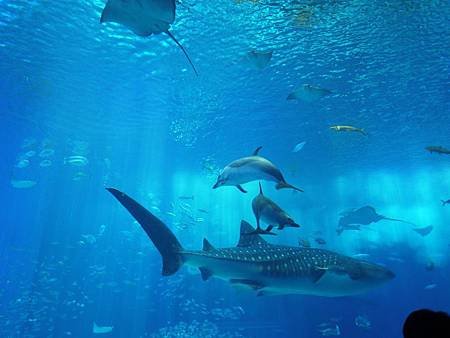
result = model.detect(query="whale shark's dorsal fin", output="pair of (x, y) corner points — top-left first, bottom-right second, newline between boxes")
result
(237, 221), (269, 247)
(252, 146), (262, 156)
(203, 238), (215, 251)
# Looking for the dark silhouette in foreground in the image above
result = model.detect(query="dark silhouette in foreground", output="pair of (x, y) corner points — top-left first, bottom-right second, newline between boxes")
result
(403, 309), (450, 338)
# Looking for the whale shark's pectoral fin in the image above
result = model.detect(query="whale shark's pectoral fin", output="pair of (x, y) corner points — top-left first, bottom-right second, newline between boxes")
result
(252, 146), (263, 156)
(312, 267), (328, 283)
(236, 185), (247, 193)
(229, 279), (265, 291)
(199, 267), (213, 281)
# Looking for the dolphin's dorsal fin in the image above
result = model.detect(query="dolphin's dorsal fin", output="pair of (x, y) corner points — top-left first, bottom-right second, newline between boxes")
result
(203, 238), (215, 251)
(252, 146), (262, 156)
(237, 220), (269, 247)
(259, 182), (263, 195)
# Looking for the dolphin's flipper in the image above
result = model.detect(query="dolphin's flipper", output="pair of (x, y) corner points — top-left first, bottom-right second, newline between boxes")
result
(244, 226), (276, 236)
(236, 185), (247, 193)
(278, 225), (285, 230)
(276, 181), (304, 192)
(252, 146), (263, 156)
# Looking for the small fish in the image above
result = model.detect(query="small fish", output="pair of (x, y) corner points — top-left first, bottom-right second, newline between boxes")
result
(93, 322), (113, 334)
(178, 196), (194, 200)
(247, 50), (273, 70)
(298, 239), (311, 248)
(39, 148), (55, 158)
(425, 261), (435, 271)
(287, 84), (332, 102)
(292, 141), (306, 153)
(39, 159), (52, 167)
(441, 199), (450, 206)
(15, 159), (30, 168)
(424, 283), (437, 290)
(352, 253), (370, 259)
(11, 179), (37, 189)
(330, 125), (367, 136)
(317, 323), (341, 336)
(197, 208), (208, 214)
(73, 172), (88, 181)
(24, 150), (36, 157)
(412, 225), (433, 237)
(354, 315), (371, 329)
(315, 238), (326, 245)
(64, 155), (88, 167)
(426, 146), (450, 155)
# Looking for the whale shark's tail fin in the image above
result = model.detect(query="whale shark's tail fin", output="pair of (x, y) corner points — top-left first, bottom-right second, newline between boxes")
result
(107, 188), (184, 276)
(276, 181), (304, 193)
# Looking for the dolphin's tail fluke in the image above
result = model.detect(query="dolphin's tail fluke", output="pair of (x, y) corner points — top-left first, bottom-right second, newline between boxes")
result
(107, 188), (184, 276)
(276, 181), (304, 193)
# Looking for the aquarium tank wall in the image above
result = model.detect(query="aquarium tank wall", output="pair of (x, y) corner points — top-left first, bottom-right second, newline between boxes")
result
(0, 1), (449, 337)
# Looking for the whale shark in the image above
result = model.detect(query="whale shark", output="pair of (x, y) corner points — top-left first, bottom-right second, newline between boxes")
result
(251, 182), (300, 235)
(213, 147), (303, 193)
(107, 188), (394, 297)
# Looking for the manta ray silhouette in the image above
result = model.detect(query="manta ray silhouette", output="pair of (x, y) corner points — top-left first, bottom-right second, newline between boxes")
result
(100, 0), (198, 75)
(339, 206), (415, 228)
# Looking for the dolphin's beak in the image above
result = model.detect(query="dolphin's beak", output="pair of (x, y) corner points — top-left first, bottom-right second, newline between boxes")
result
(212, 182), (219, 189)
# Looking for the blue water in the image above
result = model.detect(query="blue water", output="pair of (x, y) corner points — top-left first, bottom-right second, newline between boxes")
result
(1, 0), (449, 337)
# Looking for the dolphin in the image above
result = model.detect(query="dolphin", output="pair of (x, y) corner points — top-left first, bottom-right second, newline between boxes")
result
(213, 147), (303, 193)
(425, 146), (450, 155)
(107, 188), (395, 297)
(250, 182), (300, 235)
(330, 125), (367, 136)
(442, 199), (450, 206)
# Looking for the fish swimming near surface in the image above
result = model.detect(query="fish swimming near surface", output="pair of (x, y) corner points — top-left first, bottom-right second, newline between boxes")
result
(213, 147), (303, 193)
(287, 84), (332, 102)
(425, 146), (450, 155)
(441, 199), (450, 206)
(247, 50), (272, 69)
(337, 206), (414, 235)
(330, 125), (367, 136)
(250, 182), (300, 235)
(292, 141), (306, 153)
(93, 322), (113, 334)
(107, 188), (395, 297)
(100, 0), (198, 75)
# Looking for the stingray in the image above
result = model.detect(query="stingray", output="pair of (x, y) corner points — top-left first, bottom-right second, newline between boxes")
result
(338, 206), (415, 229)
(247, 50), (273, 70)
(412, 225), (433, 237)
(100, 0), (198, 75)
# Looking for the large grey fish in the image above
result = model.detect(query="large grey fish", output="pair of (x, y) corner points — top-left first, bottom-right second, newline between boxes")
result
(107, 188), (395, 297)
(251, 182), (300, 235)
(213, 147), (303, 193)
